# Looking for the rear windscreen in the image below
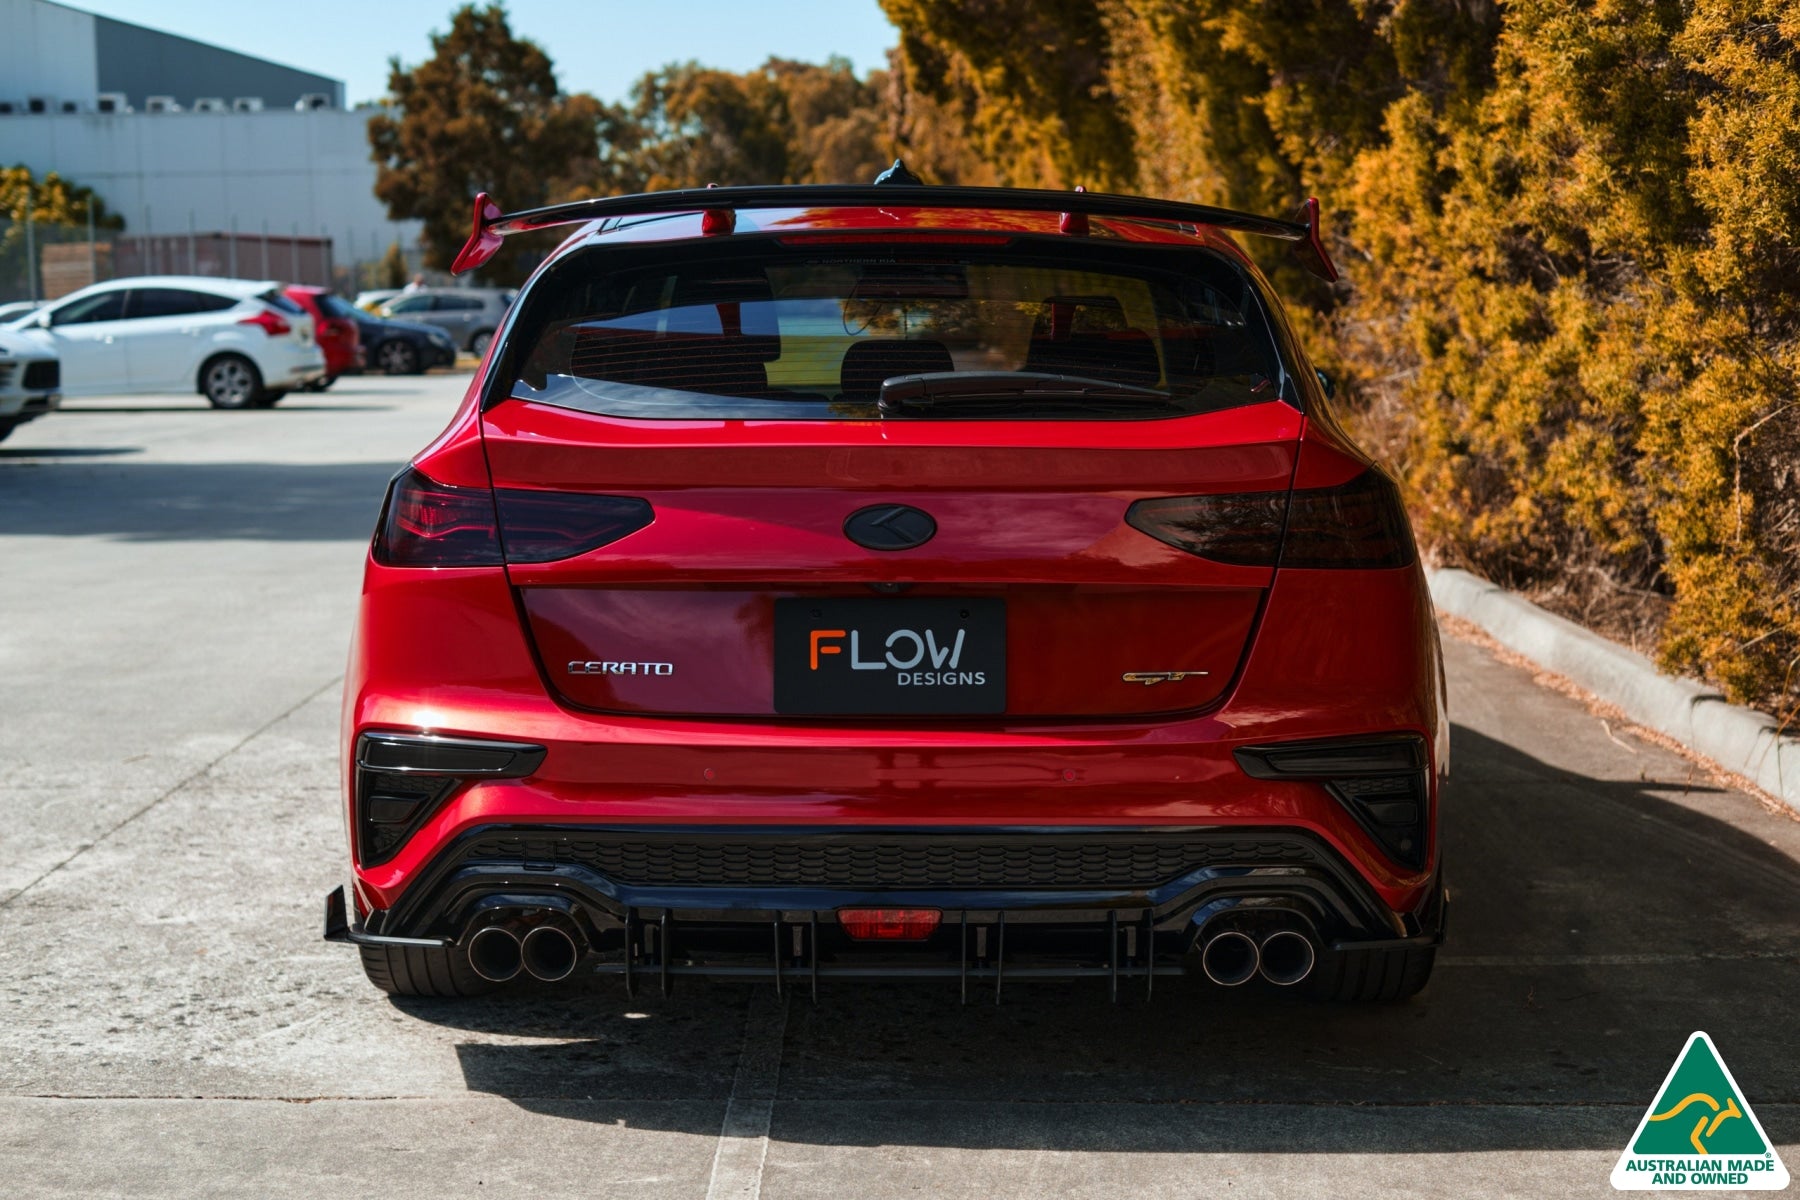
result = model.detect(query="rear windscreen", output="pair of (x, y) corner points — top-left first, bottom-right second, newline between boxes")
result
(505, 237), (1288, 420)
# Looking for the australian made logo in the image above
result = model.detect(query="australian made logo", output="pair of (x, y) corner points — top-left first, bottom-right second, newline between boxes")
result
(1612, 1032), (1789, 1190)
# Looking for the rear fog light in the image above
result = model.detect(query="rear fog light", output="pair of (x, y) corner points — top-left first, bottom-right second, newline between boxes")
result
(837, 908), (942, 940)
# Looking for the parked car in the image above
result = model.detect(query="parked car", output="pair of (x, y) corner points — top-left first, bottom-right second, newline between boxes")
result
(354, 289), (402, 314)
(378, 287), (514, 355)
(284, 285), (363, 389)
(5, 277), (325, 408)
(323, 179), (1445, 1005)
(0, 326), (60, 442)
(348, 309), (458, 375)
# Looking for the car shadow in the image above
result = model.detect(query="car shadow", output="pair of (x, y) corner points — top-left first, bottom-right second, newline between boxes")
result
(387, 723), (1800, 1152)
(0, 446), (140, 458)
(0, 458), (396, 540)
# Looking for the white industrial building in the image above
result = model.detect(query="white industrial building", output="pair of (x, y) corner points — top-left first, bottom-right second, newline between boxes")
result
(0, 0), (417, 271)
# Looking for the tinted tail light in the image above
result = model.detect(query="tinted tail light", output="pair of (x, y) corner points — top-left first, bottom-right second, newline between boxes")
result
(374, 467), (654, 567)
(1125, 491), (1286, 566)
(1124, 469), (1414, 569)
(1281, 469), (1415, 568)
(238, 309), (291, 336)
(375, 468), (504, 566)
(494, 489), (654, 563)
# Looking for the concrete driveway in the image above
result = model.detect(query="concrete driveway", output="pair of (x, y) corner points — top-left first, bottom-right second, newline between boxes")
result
(1, 375), (1795, 1198)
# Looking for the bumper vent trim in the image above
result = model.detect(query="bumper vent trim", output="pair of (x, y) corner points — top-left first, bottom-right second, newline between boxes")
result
(456, 830), (1319, 890)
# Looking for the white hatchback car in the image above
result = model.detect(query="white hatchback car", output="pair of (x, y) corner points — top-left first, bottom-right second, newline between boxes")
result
(0, 326), (61, 442)
(6, 277), (327, 408)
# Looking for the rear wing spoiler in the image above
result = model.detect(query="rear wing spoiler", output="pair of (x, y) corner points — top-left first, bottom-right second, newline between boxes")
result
(450, 184), (1339, 282)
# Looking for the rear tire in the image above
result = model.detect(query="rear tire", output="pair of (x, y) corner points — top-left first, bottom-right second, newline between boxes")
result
(375, 339), (420, 376)
(200, 354), (264, 409)
(470, 329), (494, 356)
(359, 942), (501, 998)
(1307, 945), (1436, 1002)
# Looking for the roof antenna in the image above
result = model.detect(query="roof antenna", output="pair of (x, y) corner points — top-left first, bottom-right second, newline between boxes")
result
(873, 159), (924, 186)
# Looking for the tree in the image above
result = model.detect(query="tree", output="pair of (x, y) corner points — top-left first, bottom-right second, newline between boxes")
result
(610, 57), (890, 190)
(377, 240), (409, 289)
(880, 0), (1135, 187)
(875, 0), (1800, 714)
(1, 166), (123, 299)
(0, 165), (120, 227)
(368, 4), (604, 282)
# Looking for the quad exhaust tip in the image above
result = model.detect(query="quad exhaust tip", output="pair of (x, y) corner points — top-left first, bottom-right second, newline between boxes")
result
(467, 924), (523, 983)
(520, 923), (580, 982)
(1257, 929), (1316, 986)
(1199, 930), (1260, 987)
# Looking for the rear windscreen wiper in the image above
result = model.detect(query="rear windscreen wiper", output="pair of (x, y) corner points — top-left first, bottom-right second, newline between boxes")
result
(878, 371), (1178, 417)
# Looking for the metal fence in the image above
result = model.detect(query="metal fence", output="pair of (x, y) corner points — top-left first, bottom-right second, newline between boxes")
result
(0, 217), (430, 305)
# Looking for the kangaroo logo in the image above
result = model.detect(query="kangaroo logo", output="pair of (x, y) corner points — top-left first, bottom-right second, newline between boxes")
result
(1611, 1032), (1788, 1190)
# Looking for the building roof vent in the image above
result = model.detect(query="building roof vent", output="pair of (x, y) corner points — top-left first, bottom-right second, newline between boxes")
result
(295, 93), (331, 111)
(26, 96), (51, 114)
(231, 96), (264, 112)
(145, 95), (182, 113)
(97, 93), (130, 114)
(192, 97), (227, 113)
(0, 101), (20, 116)
(58, 99), (81, 114)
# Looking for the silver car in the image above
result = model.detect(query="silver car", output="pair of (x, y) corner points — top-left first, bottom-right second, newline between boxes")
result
(378, 287), (515, 355)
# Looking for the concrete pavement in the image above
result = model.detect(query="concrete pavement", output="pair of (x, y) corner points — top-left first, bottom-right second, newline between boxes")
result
(1, 375), (1795, 1198)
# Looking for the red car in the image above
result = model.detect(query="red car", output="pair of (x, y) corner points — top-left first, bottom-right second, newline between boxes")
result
(284, 285), (363, 388)
(324, 170), (1447, 1005)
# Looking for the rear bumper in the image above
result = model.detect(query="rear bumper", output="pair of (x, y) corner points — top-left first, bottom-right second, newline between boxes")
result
(264, 344), (328, 386)
(326, 824), (1445, 992)
(344, 546), (1448, 924)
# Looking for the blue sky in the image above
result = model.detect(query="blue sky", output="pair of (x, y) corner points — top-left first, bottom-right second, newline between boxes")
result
(65, 1), (900, 105)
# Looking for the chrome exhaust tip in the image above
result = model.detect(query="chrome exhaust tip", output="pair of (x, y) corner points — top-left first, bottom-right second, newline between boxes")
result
(520, 923), (580, 983)
(1200, 930), (1260, 987)
(1257, 929), (1316, 986)
(467, 924), (523, 983)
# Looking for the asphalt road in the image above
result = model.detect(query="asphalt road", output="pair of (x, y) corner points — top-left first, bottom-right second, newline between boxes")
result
(1, 375), (1796, 1199)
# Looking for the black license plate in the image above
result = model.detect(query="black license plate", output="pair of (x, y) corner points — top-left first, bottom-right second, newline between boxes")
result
(774, 598), (1005, 715)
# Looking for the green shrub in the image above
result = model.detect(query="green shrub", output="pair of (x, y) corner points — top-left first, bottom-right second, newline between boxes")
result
(882, 0), (1800, 717)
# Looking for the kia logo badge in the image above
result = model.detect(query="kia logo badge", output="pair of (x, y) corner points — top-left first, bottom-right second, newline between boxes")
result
(844, 504), (937, 551)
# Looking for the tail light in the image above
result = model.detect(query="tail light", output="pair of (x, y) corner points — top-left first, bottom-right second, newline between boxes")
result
(238, 309), (290, 336)
(838, 908), (942, 940)
(373, 467), (653, 567)
(1235, 736), (1430, 868)
(1125, 469), (1414, 568)
(375, 469), (503, 566)
(1281, 469), (1416, 568)
(494, 488), (654, 563)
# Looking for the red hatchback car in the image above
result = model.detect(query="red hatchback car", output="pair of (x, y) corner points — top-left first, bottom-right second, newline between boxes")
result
(284, 285), (363, 387)
(324, 172), (1447, 1005)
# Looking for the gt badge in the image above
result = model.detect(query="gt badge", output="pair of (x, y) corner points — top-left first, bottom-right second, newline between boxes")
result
(1121, 671), (1209, 686)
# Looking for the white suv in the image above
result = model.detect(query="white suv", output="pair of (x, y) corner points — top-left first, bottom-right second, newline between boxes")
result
(6, 277), (327, 408)
(0, 326), (61, 442)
